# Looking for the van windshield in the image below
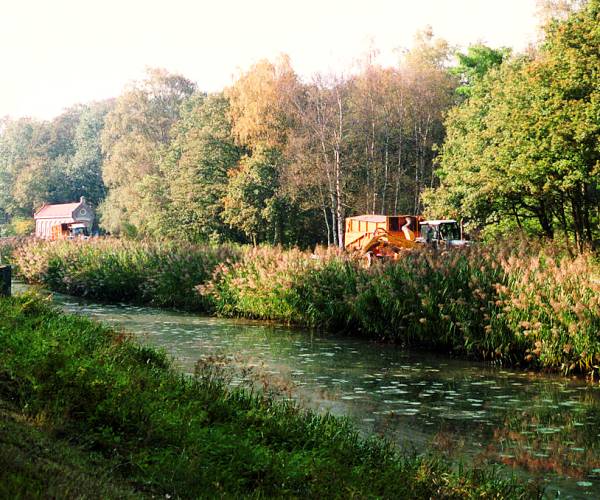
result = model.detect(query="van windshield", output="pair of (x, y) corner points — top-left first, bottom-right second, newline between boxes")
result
(438, 222), (461, 241)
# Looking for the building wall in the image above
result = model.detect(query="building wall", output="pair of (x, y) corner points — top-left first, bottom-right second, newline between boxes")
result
(35, 218), (73, 239)
(74, 204), (94, 230)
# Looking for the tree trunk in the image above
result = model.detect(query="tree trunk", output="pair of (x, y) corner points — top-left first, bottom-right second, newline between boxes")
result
(381, 134), (389, 213)
(335, 88), (345, 248)
(537, 200), (554, 240)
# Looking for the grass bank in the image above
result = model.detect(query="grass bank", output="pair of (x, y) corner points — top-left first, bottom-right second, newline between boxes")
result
(0, 293), (535, 498)
(14, 238), (600, 377)
(0, 398), (139, 499)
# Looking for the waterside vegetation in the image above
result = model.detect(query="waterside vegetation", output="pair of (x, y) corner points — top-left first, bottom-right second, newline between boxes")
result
(13, 237), (600, 378)
(0, 293), (537, 498)
(13, 238), (239, 310)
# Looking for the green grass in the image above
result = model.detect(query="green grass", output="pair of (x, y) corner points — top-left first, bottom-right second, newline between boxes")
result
(0, 399), (140, 499)
(0, 292), (537, 498)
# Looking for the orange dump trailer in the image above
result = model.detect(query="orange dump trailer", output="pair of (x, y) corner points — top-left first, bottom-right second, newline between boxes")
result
(344, 215), (423, 256)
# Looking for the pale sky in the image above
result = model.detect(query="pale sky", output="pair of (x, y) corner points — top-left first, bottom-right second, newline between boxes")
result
(1, 0), (539, 120)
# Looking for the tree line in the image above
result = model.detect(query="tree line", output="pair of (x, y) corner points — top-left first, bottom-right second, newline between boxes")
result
(0, 0), (597, 250)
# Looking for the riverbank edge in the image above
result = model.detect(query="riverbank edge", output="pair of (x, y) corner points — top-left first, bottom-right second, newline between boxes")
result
(0, 292), (538, 498)
(0, 397), (141, 499)
(10, 238), (600, 378)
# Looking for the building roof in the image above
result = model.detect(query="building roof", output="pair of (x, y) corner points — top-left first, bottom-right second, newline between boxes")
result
(34, 202), (81, 219)
(346, 214), (419, 223)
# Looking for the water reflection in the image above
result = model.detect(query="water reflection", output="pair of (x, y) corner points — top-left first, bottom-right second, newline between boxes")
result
(15, 284), (600, 498)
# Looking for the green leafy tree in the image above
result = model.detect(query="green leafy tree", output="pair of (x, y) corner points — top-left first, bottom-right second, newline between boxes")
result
(427, 0), (600, 249)
(160, 94), (243, 242)
(0, 103), (110, 227)
(65, 101), (113, 206)
(0, 118), (50, 218)
(222, 147), (290, 245)
(100, 68), (195, 235)
(451, 44), (511, 97)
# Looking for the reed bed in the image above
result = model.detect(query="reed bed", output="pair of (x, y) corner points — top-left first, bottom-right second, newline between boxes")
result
(200, 242), (600, 377)
(0, 237), (22, 266)
(14, 237), (600, 377)
(14, 238), (239, 310)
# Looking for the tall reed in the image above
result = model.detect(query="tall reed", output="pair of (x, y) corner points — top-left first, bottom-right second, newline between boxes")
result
(200, 242), (600, 377)
(0, 237), (22, 266)
(15, 238), (240, 310)
(15, 237), (600, 376)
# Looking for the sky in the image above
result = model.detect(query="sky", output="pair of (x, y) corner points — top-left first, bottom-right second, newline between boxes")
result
(1, 0), (540, 120)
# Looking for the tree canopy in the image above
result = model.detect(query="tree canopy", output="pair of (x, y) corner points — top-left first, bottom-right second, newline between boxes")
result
(426, 0), (599, 249)
(1, 7), (597, 250)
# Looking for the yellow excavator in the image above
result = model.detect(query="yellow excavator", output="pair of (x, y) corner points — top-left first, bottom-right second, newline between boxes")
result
(344, 215), (467, 259)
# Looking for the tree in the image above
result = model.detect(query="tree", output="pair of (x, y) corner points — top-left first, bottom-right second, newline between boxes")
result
(536, 0), (587, 24)
(222, 147), (283, 245)
(451, 44), (511, 97)
(288, 72), (352, 247)
(225, 56), (316, 246)
(227, 55), (299, 150)
(100, 68), (195, 234)
(397, 29), (457, 214)
(0, 103), (110, 223)
(66, 101), (113, 207)
(0, 117), (49, 218)
(160, 94), (243, 242)
(427, 0), (600, 249)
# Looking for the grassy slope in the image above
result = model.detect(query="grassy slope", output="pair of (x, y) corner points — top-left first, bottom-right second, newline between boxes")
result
(0, 399), (140, 499)
(0, 293), (537, 499)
